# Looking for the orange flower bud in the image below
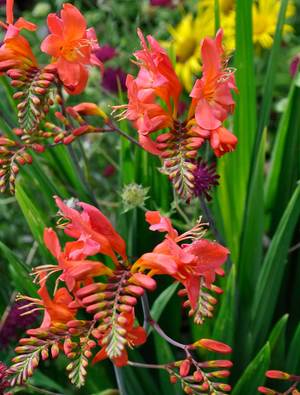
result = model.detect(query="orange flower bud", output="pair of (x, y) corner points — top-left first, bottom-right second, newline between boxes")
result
(192, 338), (232, 354)
(258, 386), (277, 394)
(169, 375), (177, 384)
(129, 273), (157, 291)
(73, 103), (108, 120)
(179, 359), (191, 377)
(266, 370), (292, 380)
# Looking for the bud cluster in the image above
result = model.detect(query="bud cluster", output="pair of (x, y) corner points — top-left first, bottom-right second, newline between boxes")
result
(258, 370), (300, 394)
(158, 121), (201, 201)
(168, 350), (232, 395)
(8, 65), (57, 134)
(178, 276), (223, 324)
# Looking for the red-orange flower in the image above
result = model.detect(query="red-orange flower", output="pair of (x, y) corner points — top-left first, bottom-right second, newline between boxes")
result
(117, 28), (237, 159)
(21, 275), (77, 334)
(41, 3), (103, 94)
(55, 197), (127, 265)
(41, 228), (113, 291)
(189, 29), (237, 156)
(0, 0), (37, 72)
(114, 29), (181, 151)
(132, 211), (229, 309)
(92, 310), (147, 367)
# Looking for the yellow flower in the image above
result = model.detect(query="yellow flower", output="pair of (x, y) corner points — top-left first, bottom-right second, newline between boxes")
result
(199, 0), (234, 15)
(167, 8), (235, 91)
(168, 13), (214, 91)
(252, 0), (295, 48)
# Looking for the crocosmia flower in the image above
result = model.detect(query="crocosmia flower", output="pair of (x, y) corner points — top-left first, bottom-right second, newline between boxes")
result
(0, 0), (37, 72)
(132, 211), (229, 309)
(41, 3), (103, 94)
(115, 28), (237, 200)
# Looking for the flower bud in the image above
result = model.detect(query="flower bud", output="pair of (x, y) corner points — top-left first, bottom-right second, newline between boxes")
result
(266, 370), (292, 380)
(192, 338), (232, 354)
(179, 359), (191, 377)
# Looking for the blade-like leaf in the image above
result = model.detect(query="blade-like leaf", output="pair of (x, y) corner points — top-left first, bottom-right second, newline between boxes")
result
(287, 321), (300, 373)
(251, 183), (300, 349)
(232, 343), (270, 395)
(0, 241), (37, 296)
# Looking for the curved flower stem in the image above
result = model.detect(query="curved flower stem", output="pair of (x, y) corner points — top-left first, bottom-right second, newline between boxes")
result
(128, 361), (167, 370)
(199, 196), (233, 269)
(113, 364), (128, 395)
(141, 293), (189, 352)
(107, 120), (141, 148)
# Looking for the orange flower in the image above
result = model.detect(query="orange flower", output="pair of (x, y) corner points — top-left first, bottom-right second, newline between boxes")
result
(0, 0), (37, 72)
(132, 211), (229, 309)
(114, 29), (181, 147)
(40, 228), (113, 291)
(92, 310), (147, 367)
(41, 3), (103, 94)
(118, 28), (237, 159)
(189, 29), (237, 156)
(55, 197), (127, 265)
(21, 274), (77, 334)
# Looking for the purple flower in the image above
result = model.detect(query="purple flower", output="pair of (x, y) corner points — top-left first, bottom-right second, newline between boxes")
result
(150, 0), (173, 6)
(102, 67), (127, 93)
(94, 45), (117, 63)
(193, 159), (219, 201)
(290, 54), (300, 77)
(0, 299), (39, 348)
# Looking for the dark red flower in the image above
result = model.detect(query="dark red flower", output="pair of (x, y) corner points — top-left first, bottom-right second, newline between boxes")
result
(0, 300), (39, 348)
(150, 0), (173, 6)
(102, 67), (127, 93)
(193, 158), (219, 200)
(94, 44), (117, 63)
(290, 54), (300, 77)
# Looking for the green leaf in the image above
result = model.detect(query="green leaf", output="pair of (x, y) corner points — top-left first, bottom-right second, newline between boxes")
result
(287, 321), (300, 373)
(15, 182), (51, 261)
(0, 241), (37, 296)
(232, 343), (270, 395)
(251, 183), (300, 349)
(238, 129), (266, 296)
(233, 130), (266, 366)
(257, 0), (290, 141)
(149, 282), (179, 333)
(265, 74), (300, 229)
(215, 0), (257, 262)
(213, 266), (235, 346)
(268, 314), (288, 368)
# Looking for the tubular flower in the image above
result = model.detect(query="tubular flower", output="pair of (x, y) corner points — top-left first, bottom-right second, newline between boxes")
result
(116, 28), (237, 200)
(0, 0), (37, 73)
(19, 275), (77, 334)
(92, 310), (147, 367)
(132, 211), (229, 310)
(41, 3), (103, 94)
(55, 196), (127, 265)
(34, 228), (113, 291)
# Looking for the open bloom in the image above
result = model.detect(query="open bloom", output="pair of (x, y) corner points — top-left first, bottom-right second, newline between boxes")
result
(41, 3), (103, 94)
(55, 197), (127, 265)
(132, 211), (229, 309)
(116, 29), (237, 199)
(20, 275), (77, 335)
(92, 310), (147, 367)
(37, 228), (113, 291)
(0, 0), (37, 72)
